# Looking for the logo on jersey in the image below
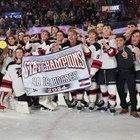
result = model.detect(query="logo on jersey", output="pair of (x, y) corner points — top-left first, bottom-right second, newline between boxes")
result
(16, 68), (22, 77)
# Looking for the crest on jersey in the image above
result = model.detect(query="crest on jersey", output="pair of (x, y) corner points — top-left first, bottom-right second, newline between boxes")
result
(16, 68), (22, 77)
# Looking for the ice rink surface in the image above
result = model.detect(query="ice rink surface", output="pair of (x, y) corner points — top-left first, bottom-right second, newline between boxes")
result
(0, 94), (140, 140)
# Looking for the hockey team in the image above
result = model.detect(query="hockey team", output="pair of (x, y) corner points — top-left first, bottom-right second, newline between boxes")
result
(0, 21), (140, 118)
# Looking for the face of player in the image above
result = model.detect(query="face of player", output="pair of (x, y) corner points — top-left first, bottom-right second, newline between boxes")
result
(23, 36), (30, 44)
(97, 23), (103, 35)
(15, 49), (24, 59)
(8, 37), (16, 46)
(127, 25), (137, 33)
(41, 31), (49, 41)
(18, 32), (25, 41)
(103, 26), (112, 37)
(116, 38), (125, 48)
(68, 32), (77, 43)
(51, 27), (59, 36)
(131, 32), (140, 46)
(88, 32), (96, 41)
(56, 32), (64, 42)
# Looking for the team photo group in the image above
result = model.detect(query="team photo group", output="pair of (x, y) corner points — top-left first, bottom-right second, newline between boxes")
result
(0, 20), (140, 118)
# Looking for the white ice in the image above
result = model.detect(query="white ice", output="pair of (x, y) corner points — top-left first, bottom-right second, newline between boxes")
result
(0, 94), (140, 140)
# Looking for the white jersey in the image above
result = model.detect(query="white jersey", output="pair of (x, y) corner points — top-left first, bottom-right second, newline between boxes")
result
(24, 41), (51, 55)
(98, 38), (117, 69)
(24, 41), (40, 53)
(127, 45), (140, 71)
(84, 42), (102, 75)
(1, 45), (17, 74)
(0, 62), (25, 97)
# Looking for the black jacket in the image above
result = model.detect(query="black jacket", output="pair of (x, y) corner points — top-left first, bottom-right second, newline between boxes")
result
(116, 46), (135, 74)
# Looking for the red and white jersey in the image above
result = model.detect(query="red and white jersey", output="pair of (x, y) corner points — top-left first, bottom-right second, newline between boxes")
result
(84, 42), (102, 75)
(24, 41), (40, 53)
(0, 62), (25, 97)
(31, 42), (51, 55)
(24, 41), (51, 55)
(98, 38), (117, 69)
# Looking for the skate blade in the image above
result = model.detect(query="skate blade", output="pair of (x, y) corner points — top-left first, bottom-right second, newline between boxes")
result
(77, 110), (81, 113)
(89, 110), (93, 112)
(101, 110), (105, 113)
(77, 106), (85, 113)
(111, 113), (115, 116)
(40, 107), (54, 112)
(68, 107), (74, 110)
(89, 107), (94, 112)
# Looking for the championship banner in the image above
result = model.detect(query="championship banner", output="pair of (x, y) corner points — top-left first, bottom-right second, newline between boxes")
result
(22, 45), (91, 96)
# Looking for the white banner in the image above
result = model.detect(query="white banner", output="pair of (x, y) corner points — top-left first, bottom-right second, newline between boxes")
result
(22, 45), (91, 96)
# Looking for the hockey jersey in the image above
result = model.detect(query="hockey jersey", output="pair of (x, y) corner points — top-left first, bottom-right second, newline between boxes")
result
(98, 37), (117, 69)
(24, 40), (51, 55)
(0, 62), (26, 97)
(84, 42), (102, 75)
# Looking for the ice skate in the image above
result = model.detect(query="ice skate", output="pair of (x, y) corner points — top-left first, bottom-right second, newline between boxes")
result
(81, 100), (88, 107)
(39, 96), (56, 111)
(76, 100), (83, 112)
(110, 105), (116, 116)
(40, 105), (54, 112)
(68, 99), (77, 109)
(89, 102), (95, 112)
(100, 106), (108, 113)
(96, 100), (104, 107)
(39, 101), (56, 111)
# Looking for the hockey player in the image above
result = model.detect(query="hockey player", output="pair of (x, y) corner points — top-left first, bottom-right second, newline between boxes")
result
(50, 31), (66, 53)
(94, 23), (104, 108)
(0, 35), (18, 109)
(83, 29), (102, 111)
(115, 34), (139, 118)
(97, 23), (117, 115)
(61, 29), (87, 111)
(48, 31), (66, 106)
(25, 30), (58, 111)
(50, 25), (59, 42)
(22, 34), (31, 53)
(16, 31), (26, 48)
(24, 30), (51, 55)
(125, 21), (137, 41)
(0, 48), (32, 107)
